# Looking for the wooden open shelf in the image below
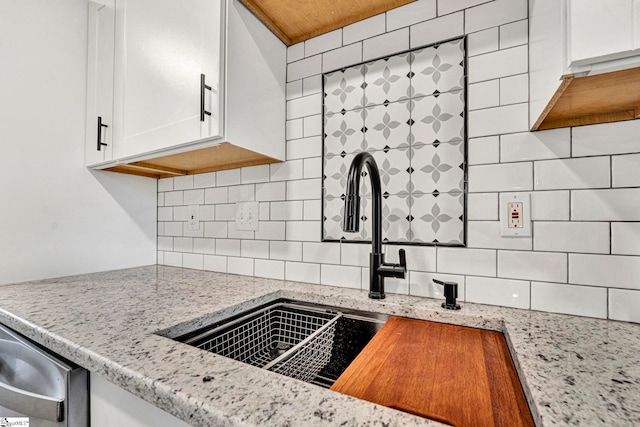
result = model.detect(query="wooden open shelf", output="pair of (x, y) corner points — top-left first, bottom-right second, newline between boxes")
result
(102, 142), (281, 179)
(331, 316), (534, 427)
(238, 0), (416, 45)
(532, 67), (640, 130)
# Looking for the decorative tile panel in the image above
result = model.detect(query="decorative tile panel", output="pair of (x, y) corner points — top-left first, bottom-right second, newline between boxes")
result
(322, 37), (467, 246)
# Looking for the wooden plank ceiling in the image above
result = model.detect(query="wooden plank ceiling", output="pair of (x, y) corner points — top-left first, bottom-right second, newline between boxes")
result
(238, 0), (416, 45)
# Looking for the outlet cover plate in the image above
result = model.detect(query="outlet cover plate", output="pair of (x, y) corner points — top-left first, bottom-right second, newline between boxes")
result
(235, 201), (259, 231)
(500, 193), (531, 237)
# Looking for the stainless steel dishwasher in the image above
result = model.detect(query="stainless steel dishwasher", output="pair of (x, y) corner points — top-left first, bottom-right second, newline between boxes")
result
(0, 324), (87, 426)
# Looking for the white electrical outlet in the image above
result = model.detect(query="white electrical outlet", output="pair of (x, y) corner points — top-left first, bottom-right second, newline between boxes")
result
(235, 201), (259, 231)
(188, 205), (200, 231)
(500, 194), (531, 237)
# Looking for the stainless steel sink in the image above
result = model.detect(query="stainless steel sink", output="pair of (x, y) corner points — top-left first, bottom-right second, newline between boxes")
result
(171, 299), (388, 388)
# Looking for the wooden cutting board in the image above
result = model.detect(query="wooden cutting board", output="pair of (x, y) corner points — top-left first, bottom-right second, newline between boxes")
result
(330, 316), (534, 427)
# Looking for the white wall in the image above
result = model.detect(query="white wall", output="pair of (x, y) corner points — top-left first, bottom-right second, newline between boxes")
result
(0, 0), (157, 285)
(157, 0), (640, 324)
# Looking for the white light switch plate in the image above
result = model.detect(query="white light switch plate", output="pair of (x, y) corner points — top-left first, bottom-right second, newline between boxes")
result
(188, 205), (200, 231)
(500, 193), (531, 237)
(235, 201), (259, 231)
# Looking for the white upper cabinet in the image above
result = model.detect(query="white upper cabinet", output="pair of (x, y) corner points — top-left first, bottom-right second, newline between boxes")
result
(86, 0), (116, 166)
(85, 0), (286, 177)
(567, 0), (639, 68)
(113, 0), (222, 158)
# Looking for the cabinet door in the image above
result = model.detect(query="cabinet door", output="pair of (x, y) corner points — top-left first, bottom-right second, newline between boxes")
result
(86, 0), (115, 166)
(113, 0), (222, 159)
(568, 0), (635, 67)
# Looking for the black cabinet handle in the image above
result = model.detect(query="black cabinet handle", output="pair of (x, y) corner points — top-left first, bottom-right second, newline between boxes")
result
(97, 116), (108, 151)
(200, 73), (212, 122)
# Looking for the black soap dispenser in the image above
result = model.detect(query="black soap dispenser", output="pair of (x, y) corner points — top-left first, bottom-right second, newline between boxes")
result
(433, 279), (461, 310)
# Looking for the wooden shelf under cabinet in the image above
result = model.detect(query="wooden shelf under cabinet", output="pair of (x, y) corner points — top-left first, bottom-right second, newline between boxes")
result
(331, 316), (534, 427)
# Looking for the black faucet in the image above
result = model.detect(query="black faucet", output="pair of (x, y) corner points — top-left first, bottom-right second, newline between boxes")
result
(342, 152), (407, 299)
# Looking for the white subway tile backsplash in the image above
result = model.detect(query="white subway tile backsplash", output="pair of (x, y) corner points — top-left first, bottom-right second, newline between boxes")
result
(572, 188), (640, 221)
(468, 193), (498, 220)
(465, 0), (527, 33)
(227, 222), (254, 239)
(203, 255), (227, 273)
(305, 30), (342, 57)
(259, 202), (270, 221)
(158, 178), (173, 192)
(271, 241), (303, 262)
(323, 43), (363, 72)
(612, 154), (640, 187)
(157, 251), (164, 264)
(193, 238), (216, 255)
(468, 80), (499, 110)
(204, 221), (228, 238)
(534, 157), (610, 190)
(241, 240), (269, 259)
(287, 94), (323, 120)
(199, 205), (214, 221)
(467, 27), (498, 57)
(287, 42), (304, 63)
(216, 239), (240, 256)
(303, 242), (341, 264)
(287, 55), (321, 82)
(164, 222), (183, 237)
(570, 254), (640, 289)
(321, 264), (362, 289)
(255, 221), (286, 241)
(468, 46), (528, 83)
(303, 157), (322, 179)
(158, 207), (172, 222)
(387, 0), (436, 31)
(164, 191), (184, 206)
(363, 28), (409, 61)
(410, 272), (466, 300)
(204, 187), (227, 204)
(498, 250), (567, 282)
(343, 14), (386, 45)
(612, 223), (640, 255)
(285, 261), (320, 284)
(255, 182), (286, 202)
(534, 222), (610, 254)
(286, 80), (303, 100)
(270, 201), (303, 221)
(303, 200), (322, 221)
(499, 19), (528, 49)
(468, 136), (499, 165)
(228, 257), (254, 276)
(468, 103), (529, 137)
(271, 160), (304, 182)
(468, 162), (533, 192)
(158, 236), (173, 251)
(287, 179), (321, 200)
(468, 221), (532, 250)
(531, 191), (570, 221)
(466, 276), (530, 309)
(286, 221), (322, 242)
(173, 237), (193, 253)
(287, 136), (322, 160)
(255, 259), (285, 280)
(214, 204), (235, 221)
(193, 172), (216, 189)
(303, 115), (322, 137)
(184, 189), (205, 205)
(410, 12), (464, 48)
(163, 252), (183, 267)
(499, 73), (528, 105)
(183, 253), (204, 270)
(438, 248), (496, 276)
(572, 120), (640, 156)
(609, 289), (640, 323)
(173, 206), (188, 221)
(173, 175), (194, 190)
(157, 193), (165, 207)
(438, 0), (492, 15)
(157, 222), (165, 236)
(383, 275), (410, 295)
(501, 128), (570, 162)
(303, 76), (322, 96)
(217, 169), (241, 187)
(531, 282), (607, 319)
(340, 243), (370, 267)
(228, 184), (255, 203)
(241, 165), (270, 184)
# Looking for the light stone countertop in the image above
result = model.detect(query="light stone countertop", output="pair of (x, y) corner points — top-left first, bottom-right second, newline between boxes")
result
(0, 265), (638, 426)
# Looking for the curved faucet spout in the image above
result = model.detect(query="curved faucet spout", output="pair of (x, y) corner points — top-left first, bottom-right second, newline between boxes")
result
(342, 152), (406, 299)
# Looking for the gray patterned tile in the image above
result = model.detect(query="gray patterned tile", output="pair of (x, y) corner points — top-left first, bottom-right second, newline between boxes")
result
(324, 66), (365, 114)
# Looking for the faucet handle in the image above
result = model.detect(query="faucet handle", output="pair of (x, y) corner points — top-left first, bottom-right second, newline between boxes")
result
(398, 249), (406, 271)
